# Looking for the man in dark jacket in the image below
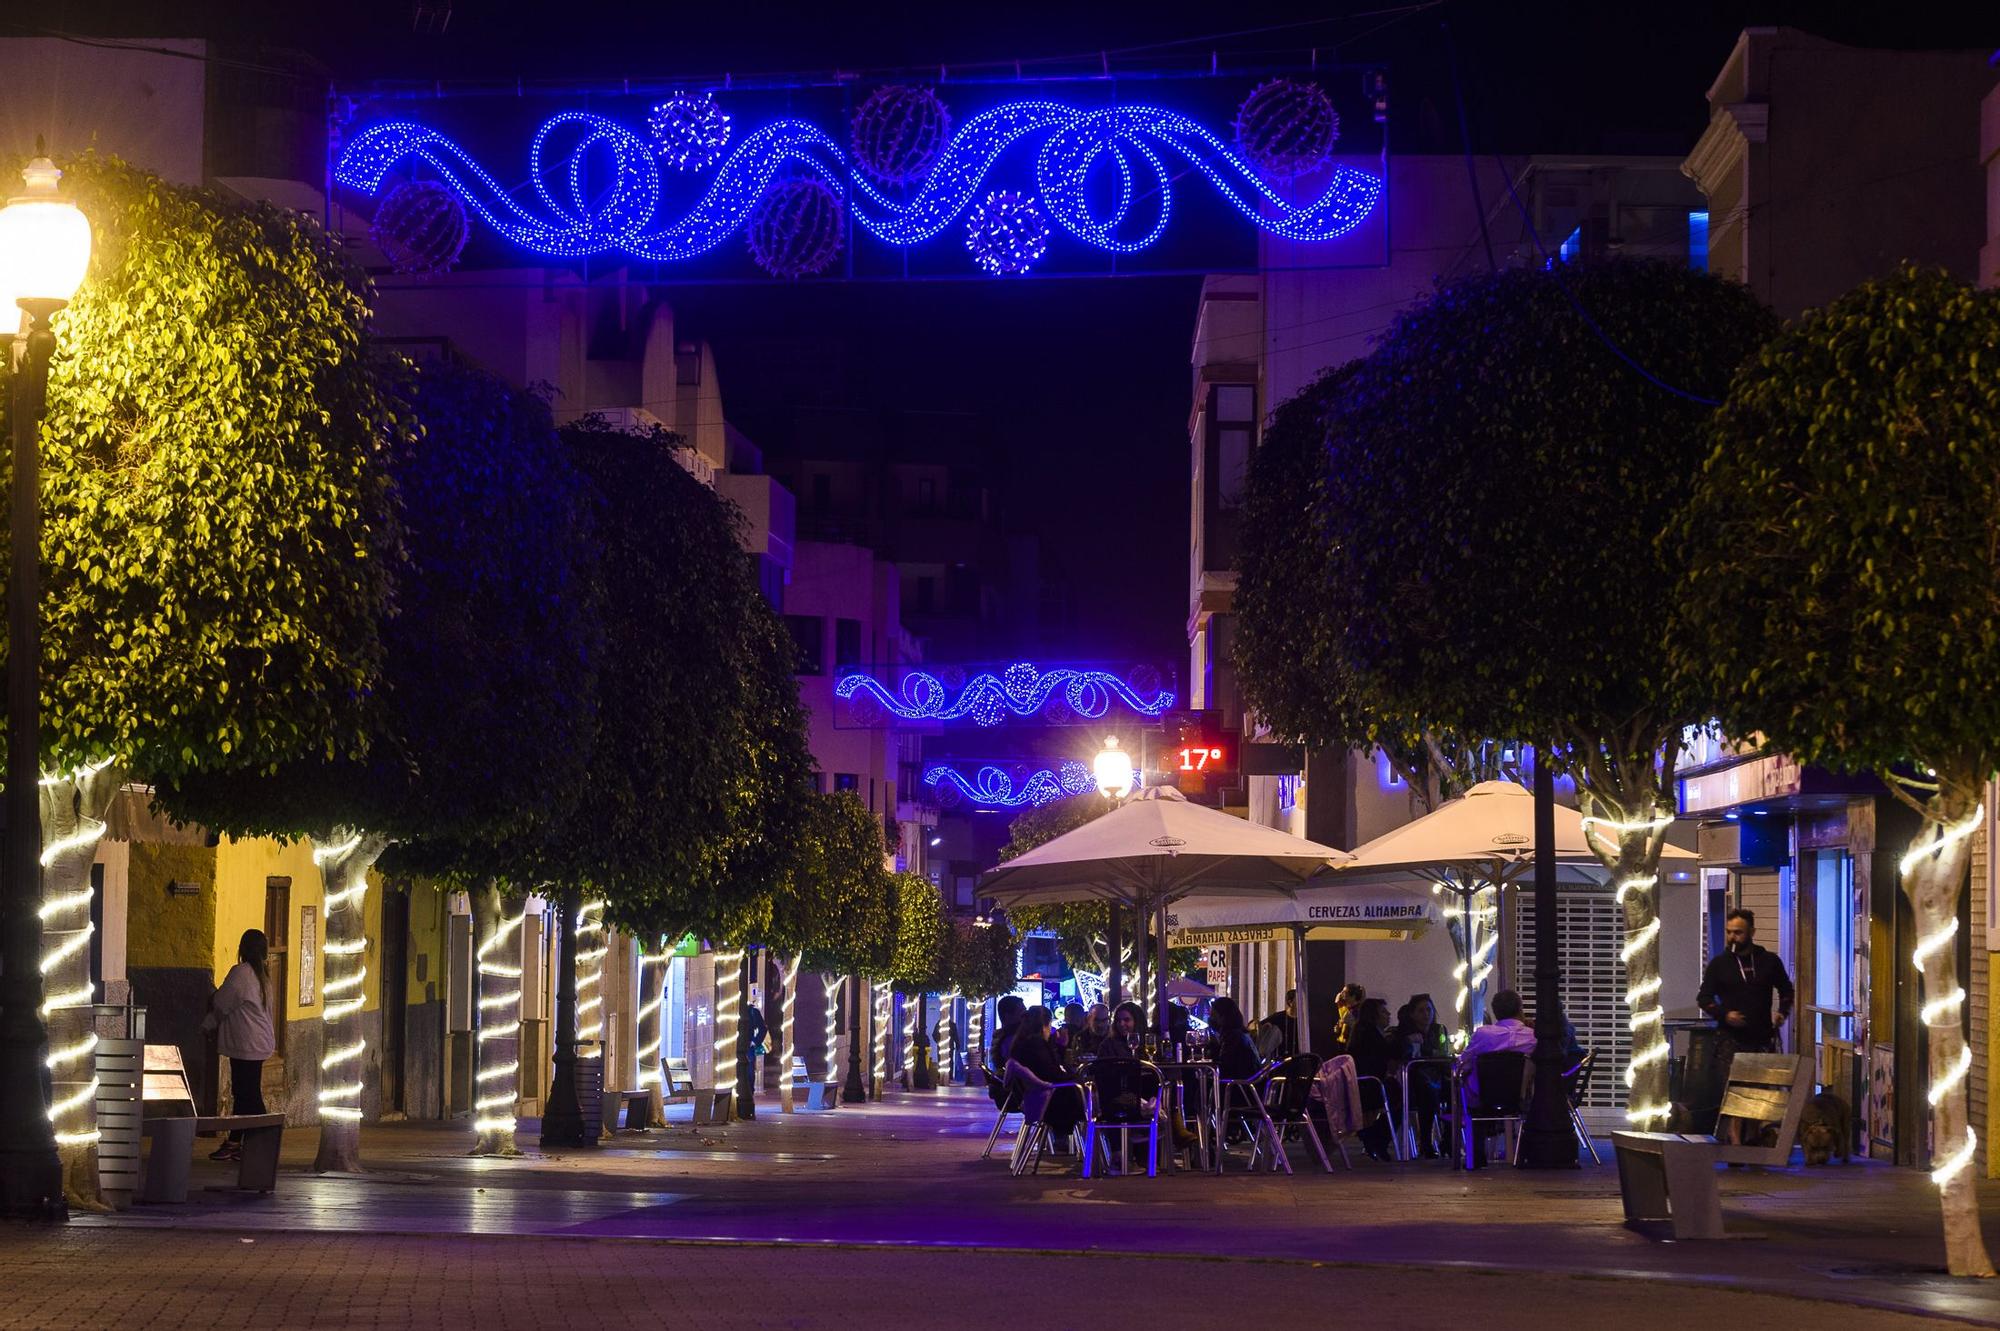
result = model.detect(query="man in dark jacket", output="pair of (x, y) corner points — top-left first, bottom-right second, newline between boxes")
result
(1696, 908), (1794, 1053)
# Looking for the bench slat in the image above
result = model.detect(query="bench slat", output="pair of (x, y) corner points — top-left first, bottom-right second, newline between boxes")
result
(1726, 1064), (1798, 1087)
(1719, 1086), (1791, 1120)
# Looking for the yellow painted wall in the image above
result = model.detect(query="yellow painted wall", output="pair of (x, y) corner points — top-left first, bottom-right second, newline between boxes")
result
(125, 842), (217, 970)
(212, 836), (393, 1025)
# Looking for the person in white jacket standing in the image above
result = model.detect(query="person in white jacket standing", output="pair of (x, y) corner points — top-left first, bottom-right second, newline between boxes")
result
(206, 929), (277, 1162)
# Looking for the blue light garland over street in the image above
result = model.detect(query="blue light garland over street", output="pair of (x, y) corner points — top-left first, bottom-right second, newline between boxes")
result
(924, 761), (1095, 808)
(837, 662), (1174, 727)
(335, 97), (1382, 272)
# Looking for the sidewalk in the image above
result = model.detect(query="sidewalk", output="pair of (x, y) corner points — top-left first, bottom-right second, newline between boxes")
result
(49, 1086), (2000, 1325)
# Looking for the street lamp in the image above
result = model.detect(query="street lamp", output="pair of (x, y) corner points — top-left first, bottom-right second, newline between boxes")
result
(1092, 735), (1135, 801)
(0, 153), (90, 1220)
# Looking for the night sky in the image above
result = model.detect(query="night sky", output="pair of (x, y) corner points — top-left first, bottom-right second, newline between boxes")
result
(21, 2), (2000, 666)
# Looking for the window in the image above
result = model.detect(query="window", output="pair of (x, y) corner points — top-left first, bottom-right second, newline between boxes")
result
(916, 477), (936, 511)
(1687, 211), (1709, 271)
(834, 773), (859, 793)
(835, 617), (862, 667)
(784, 615), (824, 675)
(1214, 385), (1254, 424)
(1217, 427), (1251, 508)
(811, 474), (831, 510)
(674, 341), (701, 386)
(1812, 851), (1855, 1041)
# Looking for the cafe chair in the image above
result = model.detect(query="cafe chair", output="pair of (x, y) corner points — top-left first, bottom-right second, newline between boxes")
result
(1457, 1051), (1531, 1169)
(1081, 1058), (1163, 1178)
(1255, 1053), (1334, 1173)
(1010, 1077), (1084, 1177)
(1217, 1061), (1291, 1175)
(981, 1064), (1021, 1160)
(1565, 1052), (1601, 1165)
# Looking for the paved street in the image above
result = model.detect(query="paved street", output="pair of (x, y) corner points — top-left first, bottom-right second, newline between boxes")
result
(1, 1086), (1991, 1328)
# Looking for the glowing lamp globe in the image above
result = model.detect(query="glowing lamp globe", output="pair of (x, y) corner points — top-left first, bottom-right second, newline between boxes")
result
(1093, 736), (1135, 800)
(0, 158), (91, 317)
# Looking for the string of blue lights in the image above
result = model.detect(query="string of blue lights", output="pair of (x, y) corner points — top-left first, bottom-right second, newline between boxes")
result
(923, 761), (1095, 808)
(836, 663), (1174, 726)
(334, 99), (1382, 272)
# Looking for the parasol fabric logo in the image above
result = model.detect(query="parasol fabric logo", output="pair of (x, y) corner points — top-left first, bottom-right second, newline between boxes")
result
(1149, 836), (1188, 854)
(1491, 833), (1530, 846)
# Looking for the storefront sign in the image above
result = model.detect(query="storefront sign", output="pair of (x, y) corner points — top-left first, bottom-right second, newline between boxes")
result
(1678, 751), (1802, 815)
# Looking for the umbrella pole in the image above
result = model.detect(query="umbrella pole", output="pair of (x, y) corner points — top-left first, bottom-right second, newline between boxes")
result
(1131, 899), (1148, 1026)
(1107, 903), (1122, 1008)
(1291, 925), (1308, 1056)
(1155, 897), (1170, 1050)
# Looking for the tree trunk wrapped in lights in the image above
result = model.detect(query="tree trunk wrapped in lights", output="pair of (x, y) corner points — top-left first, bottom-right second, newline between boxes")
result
(312, 828), (389, 1174)
(470, 884), (525, 1156)
(1668, 267), (2000, 1275)
(40, 761), (122, 1208)
(1899, 788), (1984, 1269)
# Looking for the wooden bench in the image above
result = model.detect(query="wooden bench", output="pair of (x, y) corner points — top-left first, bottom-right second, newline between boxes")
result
(142, 1114), (287, 1202)
(134, 1044), (286, 1203)
(601, 1086), (654, 1132)
(1612, 1051), (1812, 1239)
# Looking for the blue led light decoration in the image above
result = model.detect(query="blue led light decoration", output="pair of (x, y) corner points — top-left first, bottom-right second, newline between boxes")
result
(925, 761), (1094, 809)
(1232, 78), (1340, 179)
(647, 92), (733, 172)
(747, 174), (845, 277)
(333, 95), (1382, 268)
(965, 190), (1049, 275)
(837, 662), (1174, 727)
(850, 85), (951, 186)
(371, 180), (470, 275)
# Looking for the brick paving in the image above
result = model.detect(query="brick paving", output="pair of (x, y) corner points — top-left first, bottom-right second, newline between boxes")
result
(24, 1085), (2000, 1327)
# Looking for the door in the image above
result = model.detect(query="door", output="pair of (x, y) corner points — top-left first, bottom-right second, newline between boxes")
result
(381, 886), (410, 1115)
(262, 878), (291, 1107)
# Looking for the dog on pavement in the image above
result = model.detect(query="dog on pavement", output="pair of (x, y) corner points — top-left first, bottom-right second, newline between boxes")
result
(1798, 1092), (1853, 1165)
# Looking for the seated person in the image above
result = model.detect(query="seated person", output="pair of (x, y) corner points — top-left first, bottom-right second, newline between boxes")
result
(988, 995), (1027, 1106)
(1456, 988), (1538, 1099)
(1331, 983), (1367, 1052)
(1394, 994), (1452, 1157)
(1256, 988), (1298, 1060)
(1005, 1006), (1085, 1141)
(1207, 997), (1263, 1081)
(1348, 998), (1401, 1159)
(1096, 1002), (1147, 1060)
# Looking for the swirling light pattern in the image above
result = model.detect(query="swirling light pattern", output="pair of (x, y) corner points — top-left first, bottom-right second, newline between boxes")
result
(837, 662), (1173, 727)
(474, 906), (527, 1140)
(924, 761), (1093, 808)
(335, 99), (1382, 270)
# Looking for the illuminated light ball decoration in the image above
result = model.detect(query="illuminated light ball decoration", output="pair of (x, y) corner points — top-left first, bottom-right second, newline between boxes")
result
(964, 191), (1050, 275)
(370, 179), (471, 276)
(1232, 77), (1340, 180)
(849, 84), (951, 187)
(747, 175), (845, 278)
(646, 91), (733, 172)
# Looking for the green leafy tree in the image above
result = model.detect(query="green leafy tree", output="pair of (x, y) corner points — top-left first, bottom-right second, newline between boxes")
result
(161, 360), (599, 1171)
(5, 158), (402, 1200)
(1320, 260), (1776, 1124)
(889, 871), (948, 993)
(1668, 268), (1997, 1276)
(757, 792), (896, 978)
(938, 918), (1018, 999)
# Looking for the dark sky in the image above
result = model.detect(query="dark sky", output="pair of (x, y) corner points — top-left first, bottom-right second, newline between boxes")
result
(22, 2), (2000, 667)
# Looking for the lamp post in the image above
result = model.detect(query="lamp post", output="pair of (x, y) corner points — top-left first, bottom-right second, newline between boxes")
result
(0, 154), (91, 1219)
(1092, 736), (1134, 1012)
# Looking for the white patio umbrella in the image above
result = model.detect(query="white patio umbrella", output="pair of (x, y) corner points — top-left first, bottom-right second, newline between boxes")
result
(1328, 779), (1698, 1023)
(978, 786), (1351, 1037)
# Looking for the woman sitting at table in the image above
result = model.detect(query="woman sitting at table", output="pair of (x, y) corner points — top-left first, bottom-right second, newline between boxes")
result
(1350, 998), (1401, 1160)
(1097, 1002), (1147, 1060)
(1394, 994), (1452, 1158)
(1207, 997), (1262, 1081)
(1005, 1006), (1085, 1143)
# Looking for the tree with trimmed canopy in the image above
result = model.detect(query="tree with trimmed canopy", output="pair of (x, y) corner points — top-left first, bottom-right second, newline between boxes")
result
(1667, 267), (1997, 1276)
(159, 359), (600, 1172)
(5, 157), (403, 1203)
(1311, 259), (1775, 1126)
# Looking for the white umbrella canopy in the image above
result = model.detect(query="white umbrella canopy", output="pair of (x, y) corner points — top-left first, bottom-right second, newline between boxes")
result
(977, 785), (1352, 909)
(1165, 878), (1438, 944)
(1331, 779), (1697, 890)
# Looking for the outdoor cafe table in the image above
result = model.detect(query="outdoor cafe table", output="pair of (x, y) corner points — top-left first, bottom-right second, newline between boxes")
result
(1076, 1056), (1220, 1174)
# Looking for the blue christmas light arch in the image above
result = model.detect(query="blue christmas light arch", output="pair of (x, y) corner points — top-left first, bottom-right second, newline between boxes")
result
(334, 97), (1383, 274)
(836, 662), (1174, 727)
(924, 761), (1095, 809)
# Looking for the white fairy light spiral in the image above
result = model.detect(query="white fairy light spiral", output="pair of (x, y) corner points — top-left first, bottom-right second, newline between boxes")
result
(41, 802), (107, 1147)
(474, 907), (527, 1137)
